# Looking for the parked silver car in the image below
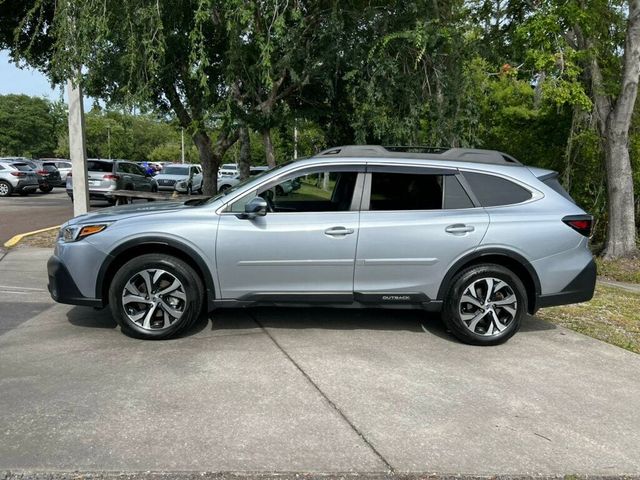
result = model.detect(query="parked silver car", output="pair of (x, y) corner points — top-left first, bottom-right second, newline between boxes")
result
(0, 160), (39, 196)
(155, 164), (202, 192)
(48, 145), (596, 344)
(66, 159), (158, 204)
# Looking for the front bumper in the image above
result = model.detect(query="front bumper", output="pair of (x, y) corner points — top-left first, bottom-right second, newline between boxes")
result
(535, 258), (597, 310)
(47, 255), (103, 307)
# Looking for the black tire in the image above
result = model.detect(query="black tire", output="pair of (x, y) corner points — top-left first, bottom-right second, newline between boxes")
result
(151, 185), (158, 193)
(0, 181), (12, 197)
(108, 254), (204, 340)
(218, 184), (230, 193)
(442, 263), (527, 346)
(39, 185), (53, 193)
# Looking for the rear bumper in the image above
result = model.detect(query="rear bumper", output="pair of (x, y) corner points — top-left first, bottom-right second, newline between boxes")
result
(47, 255), (103, 307)
(15, 180), (38, 192)
(535, 259), (596, 310)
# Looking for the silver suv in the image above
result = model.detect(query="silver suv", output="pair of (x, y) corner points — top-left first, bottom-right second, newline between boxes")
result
(0, 160), (39, 196)
(48, 146), (596, 344)
(66, 159), (158, 204)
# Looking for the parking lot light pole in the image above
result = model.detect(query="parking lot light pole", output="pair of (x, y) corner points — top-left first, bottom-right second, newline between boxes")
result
(67, 79), (90, 216)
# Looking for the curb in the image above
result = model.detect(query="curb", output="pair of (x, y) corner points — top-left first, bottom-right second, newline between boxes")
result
(3, 225), (60, 249)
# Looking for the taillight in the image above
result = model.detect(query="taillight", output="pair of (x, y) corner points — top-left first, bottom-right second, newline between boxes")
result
(103, 174), (120, 181)
(563, 215), (593, 237)
(67, 172), (72, 177)
(36, 169), (47, 175)
(10, 172), (26, 177)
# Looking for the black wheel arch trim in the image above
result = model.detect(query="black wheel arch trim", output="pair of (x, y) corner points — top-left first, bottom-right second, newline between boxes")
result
(96, 236), (216, 309)
(437, 248), (542, 311)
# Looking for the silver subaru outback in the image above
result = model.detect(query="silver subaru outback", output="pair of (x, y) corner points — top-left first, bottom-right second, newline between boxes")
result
(48, 146), (596, 345)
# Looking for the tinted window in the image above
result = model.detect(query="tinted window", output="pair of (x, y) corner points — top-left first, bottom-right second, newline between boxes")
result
(370, 173), (442, 210)
(87, 161), (113, 173)
(444, 175), (474, 209)
(0, 164), (4, 170)
(543, 175), (575, 203)
(462, 172), (532, 207)
(12, 163), (32, 172)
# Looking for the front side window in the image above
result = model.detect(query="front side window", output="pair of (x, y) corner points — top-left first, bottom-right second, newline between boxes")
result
(262, 170), (358, 213)
(228, 168), (359, 213)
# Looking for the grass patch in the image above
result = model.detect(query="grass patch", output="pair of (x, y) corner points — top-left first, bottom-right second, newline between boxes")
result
(17, 228), (58, 249)
(537, 284), (640, 353)
(595, 256), (640, 284)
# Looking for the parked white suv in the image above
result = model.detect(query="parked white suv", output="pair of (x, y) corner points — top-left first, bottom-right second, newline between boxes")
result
(155, 164), (202, 192)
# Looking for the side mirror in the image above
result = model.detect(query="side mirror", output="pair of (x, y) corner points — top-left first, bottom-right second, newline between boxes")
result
(238, 196), (268, 219)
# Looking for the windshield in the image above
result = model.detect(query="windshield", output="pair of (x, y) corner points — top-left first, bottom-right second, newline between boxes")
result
(204, 164), (287, 204)
(163, 166), (189, 175)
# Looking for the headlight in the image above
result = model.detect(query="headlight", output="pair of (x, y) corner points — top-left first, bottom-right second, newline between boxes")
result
(60, 224), (109, 242)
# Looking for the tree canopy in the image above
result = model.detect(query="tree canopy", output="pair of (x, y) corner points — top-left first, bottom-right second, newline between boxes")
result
(1, 0), (639, 255)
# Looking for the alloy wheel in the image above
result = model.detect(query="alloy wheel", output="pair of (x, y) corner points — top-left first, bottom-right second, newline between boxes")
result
(458, 277), (518, 336)
(121, 268), (187, 331)
(0, 183), (9, 196)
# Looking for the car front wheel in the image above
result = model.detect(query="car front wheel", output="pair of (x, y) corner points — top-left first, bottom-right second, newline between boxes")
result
(109, 254), (204, 339)
(442, 264), (526, 346)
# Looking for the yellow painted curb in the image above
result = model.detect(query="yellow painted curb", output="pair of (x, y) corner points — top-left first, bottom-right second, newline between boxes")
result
(4, 225), (61, 248)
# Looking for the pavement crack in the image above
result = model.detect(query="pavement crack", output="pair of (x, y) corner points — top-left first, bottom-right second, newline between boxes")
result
(248, 311), (395, 474)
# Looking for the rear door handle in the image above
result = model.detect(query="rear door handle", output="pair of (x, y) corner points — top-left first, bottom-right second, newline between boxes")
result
(445, 224), (475, 234)
(324, 226), (355, 236)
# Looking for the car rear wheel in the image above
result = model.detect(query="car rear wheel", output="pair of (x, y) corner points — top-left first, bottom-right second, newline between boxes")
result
(0, 181), (13, 197)
(442, 264), (526, 346)
(39, 185), (54, 193)
(109, 254), (204, 339)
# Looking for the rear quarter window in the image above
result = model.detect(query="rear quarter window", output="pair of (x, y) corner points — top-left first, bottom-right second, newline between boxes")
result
(542, 175), (575, 203)
(462, 171), (532, 207)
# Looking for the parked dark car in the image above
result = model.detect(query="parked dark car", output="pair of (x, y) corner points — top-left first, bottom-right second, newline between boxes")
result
(11, 158), (61, 193)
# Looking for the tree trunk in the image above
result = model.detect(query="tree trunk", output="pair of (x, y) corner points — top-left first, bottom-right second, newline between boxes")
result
(601, 2), (640, 259)
(262, 128), (276, 168)
(238, 125), (251, 180)
(603, 129), (637, 258)
(193, 130), (218, 195)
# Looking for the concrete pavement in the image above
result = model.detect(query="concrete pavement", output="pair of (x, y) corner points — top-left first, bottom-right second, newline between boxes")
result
(1, 247), (639, 476)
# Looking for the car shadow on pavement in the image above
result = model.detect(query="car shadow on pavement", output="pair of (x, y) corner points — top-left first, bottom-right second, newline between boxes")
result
(210, 307), (557, 344)
(66, 305), (211, 338)
(66, 306), (118, 329)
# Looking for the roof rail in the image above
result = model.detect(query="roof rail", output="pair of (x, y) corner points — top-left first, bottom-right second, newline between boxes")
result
(313, 145), (522, 166)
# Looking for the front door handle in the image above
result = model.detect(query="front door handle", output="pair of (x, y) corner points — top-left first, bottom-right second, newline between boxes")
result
(445, 224), (475, 234)
(324, 226), (355, 236)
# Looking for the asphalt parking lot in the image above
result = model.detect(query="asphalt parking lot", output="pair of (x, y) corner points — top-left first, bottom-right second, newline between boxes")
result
(0, 189), (118, 245)
(1, 247), (640, 476)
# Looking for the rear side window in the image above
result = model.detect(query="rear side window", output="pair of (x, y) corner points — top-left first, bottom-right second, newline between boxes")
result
(87, 161), (113, 173)
(462, 172), (532, 207)
(370, 173), (443, 210)
(368, 172), (474, 211)
(12, 163), (32, 172)
(542, 175), (575, 203)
